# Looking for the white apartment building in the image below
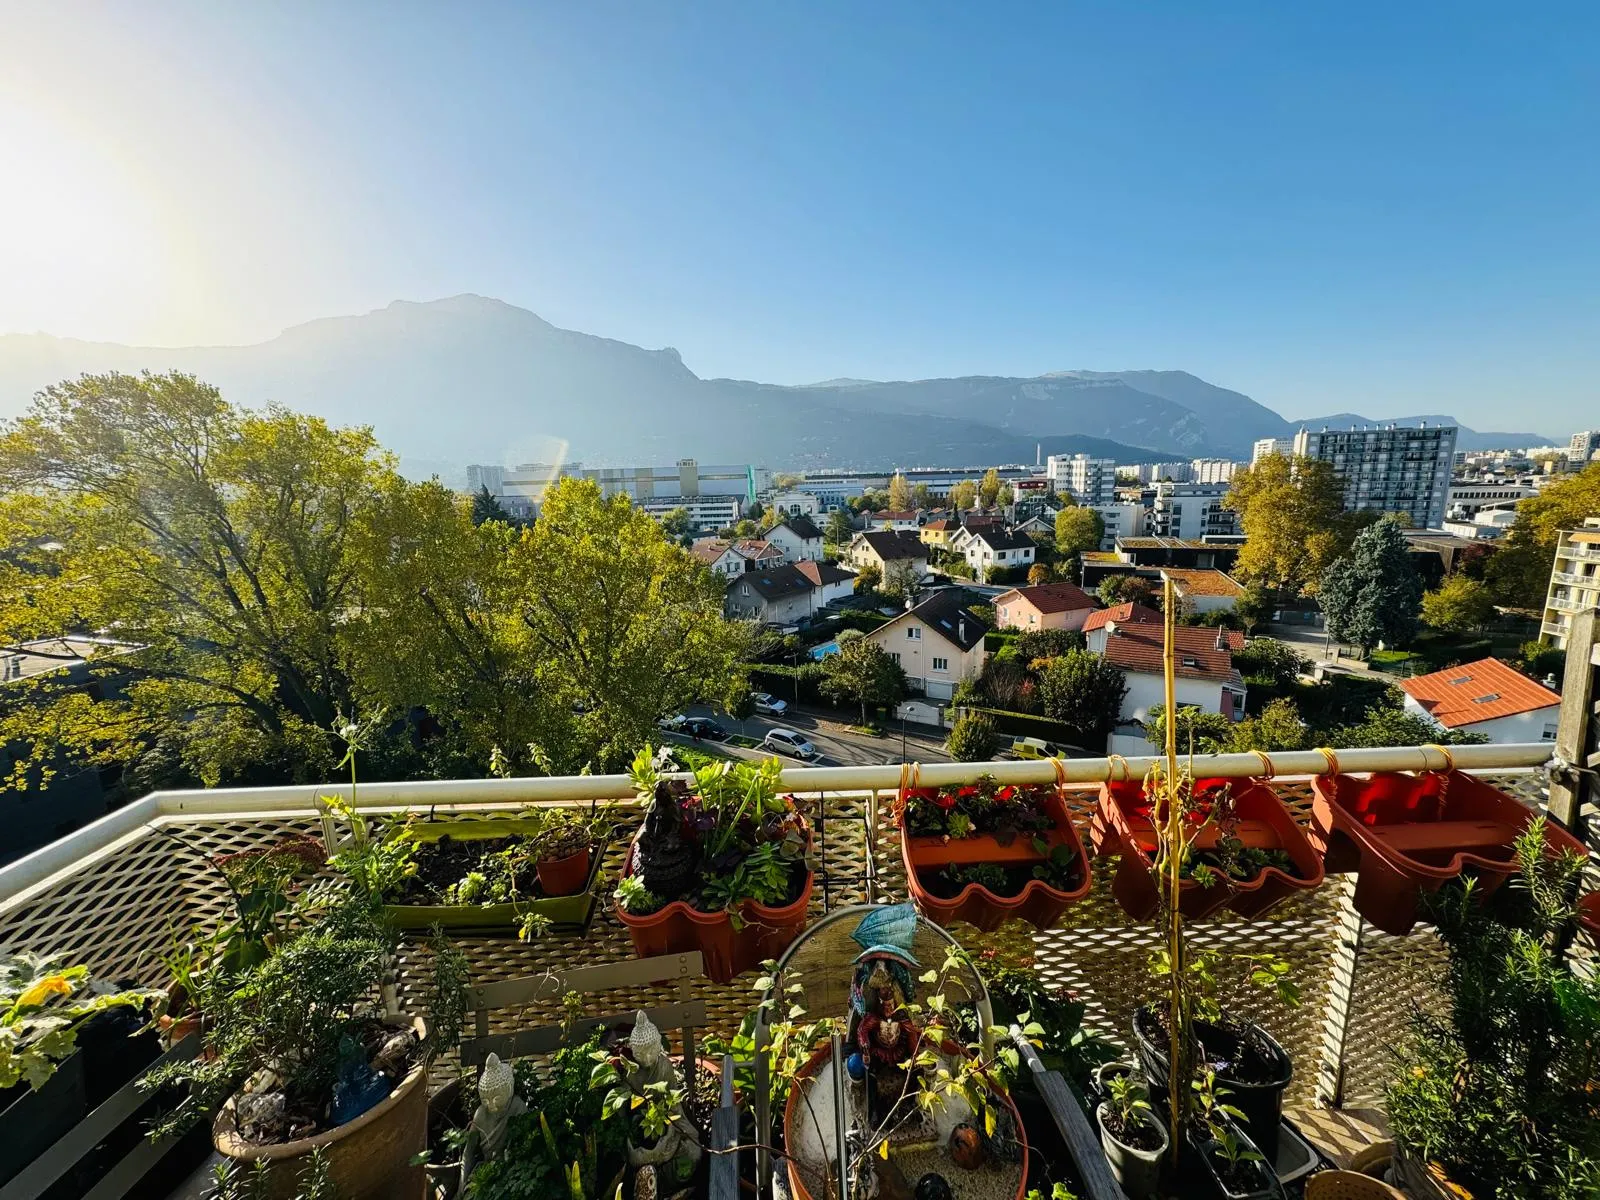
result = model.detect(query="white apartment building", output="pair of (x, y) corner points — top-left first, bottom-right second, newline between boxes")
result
(1570, 430), (1600, 465)
(1090, 502), (1146, 551)
(1446, 481), (1537, 520)
(764, 489), (821, 519)
(1292, 424), (1457, 528)
(1046, 454), (1117, 505)
(1541, 517), (1600, 648)
(1189, 459), (1238, 484)
(1147, 482), (1239, 541)
(1251, 438), (1293, 463)
(1128, 462), (1192, 484)
(502, 458), (768, 519)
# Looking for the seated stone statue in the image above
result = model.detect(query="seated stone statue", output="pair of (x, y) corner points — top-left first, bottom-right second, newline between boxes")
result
(460, 1052), (525, 1180)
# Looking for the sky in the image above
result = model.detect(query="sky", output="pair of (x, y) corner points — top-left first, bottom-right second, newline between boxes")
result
(1, 2), (1596, 432)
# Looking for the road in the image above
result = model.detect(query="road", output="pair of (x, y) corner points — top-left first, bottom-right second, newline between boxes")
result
(665, 703), (953, 767)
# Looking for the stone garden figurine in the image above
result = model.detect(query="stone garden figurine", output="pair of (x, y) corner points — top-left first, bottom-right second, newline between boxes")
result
(460, 1052), (525, 1180)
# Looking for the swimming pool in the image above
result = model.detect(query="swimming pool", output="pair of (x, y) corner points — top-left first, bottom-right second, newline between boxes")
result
(810, 640), (841, 660)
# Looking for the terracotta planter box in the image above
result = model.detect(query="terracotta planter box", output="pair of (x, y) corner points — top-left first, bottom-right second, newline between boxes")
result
(213, 1017), (428, 1200)
(1579, 892), (1600, 940)
(615, 820), (814, 985)
(380, 818), (603, 934)
(783, 1042), (1030, 1200)
(1309, 770), (1588, 936)
(1097, 777), (1324, 921)
(900, 789), (1091, 932)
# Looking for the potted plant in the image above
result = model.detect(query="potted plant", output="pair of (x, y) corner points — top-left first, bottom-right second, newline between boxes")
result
(614, 749), (815, 984)
(1096, 1072), (1168, 1198)
(1387, 818), (1600, 1199)
(1185, 1068), (1281, 1200)
(0, 953), (162, 1187)
(1310, 768), (1588, 935)
(141, 892), (470, 1200)
(898, 775), (1092, 930)
(324, 801), (614, 937)
(1096, 775), (1323, 921)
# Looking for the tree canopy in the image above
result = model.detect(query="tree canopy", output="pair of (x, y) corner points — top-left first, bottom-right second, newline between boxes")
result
(1421, 574), (1498, 635)
(819, 638), (906, 725)
(825, 508), (855, 544)
(887, 472), (912, 512)
(1225, 454), (1364, 595)
(948, 480), (977, 511)
(979, 468), (1003, 508)
(1054, 506), (1104, 556)
(1483, 462), (1600, 607)
(1037, 650), (1128, 747)
(1321, 516), (1424, 652)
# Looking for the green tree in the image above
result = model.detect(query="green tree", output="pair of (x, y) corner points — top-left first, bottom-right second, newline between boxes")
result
(819, 638), (907, 725)
(1015, 628), (1085, 663)
(471, 485), (515, 527)
(1321, 517), (1424, 652)
(825, 508), (855, 544)
(996, 483), (1014, 507)
(1234, 582), (1275, 635)
(512, 478), (750, 773)
(1027, 563), (1052, 586)
(1232, 638), (1306, 690)
(726, 690), (757, 738)
(1228, 697), (1309, 753)
(887, 472), (912, 511)
(657, 506), (694, 542)
(1037, 650), (1128, 747)
(1225, 454), (1360, 595)
(1054, 505), (1104, 556)
(0, 371), (393, 788)
(1483, 462), (1600, 606)
(1097, 574), (1157, 608)
(746, 500), (765, 524)
(948, 480), (978, 512)
(1327, 707), (1487, 749)
(882, 559), (920, 602)
(911, 482), (934, 509)
(1421, 574), (1498, 636)
(979, 467), (1003, 508)
(946, 711), (999, 762)
(855, 562), (882, 594)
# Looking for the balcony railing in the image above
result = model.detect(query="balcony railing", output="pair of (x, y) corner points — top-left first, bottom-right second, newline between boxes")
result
(0, 742), (1583, 1190)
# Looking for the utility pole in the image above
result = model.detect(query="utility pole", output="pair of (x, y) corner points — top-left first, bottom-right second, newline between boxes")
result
(1548, 607), (1598, 833)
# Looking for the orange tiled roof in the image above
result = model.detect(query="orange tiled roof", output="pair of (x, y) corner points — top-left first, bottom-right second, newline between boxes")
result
(1399, 657), (1559, 728)
(1103, 624), (1242, 684)
(1082, 602), (1162, 632)
(689, 538), (732, 565)
(998, 582), (1098, 615)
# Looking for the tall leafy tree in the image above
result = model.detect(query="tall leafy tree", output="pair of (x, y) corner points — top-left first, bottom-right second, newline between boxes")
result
(882, 560), (919, 602)
(1321, 517), (1424, 652)
(819, 638), (907, 725)
(1483, 462), (1600, 606)
(1234, 582), (1276, 634)
(1037, 650), (1128, 747)
(657, 507), (694, 543)
(1421, 575), (1498, 635)
(0, 372), (397, 787)
(887, 473), (912, 511)
(512, 479), (750, 773)
(471, 485), (515, 527)
(911, 483), (934, 509)
(948, 480), (977, 511)
(979, 468), (1003, 508)
(1098, 574), (1157, 607)
(825, 508), (855, 544)
(1054, 506), (1104, 556)
(1225, 454), (1361, 595)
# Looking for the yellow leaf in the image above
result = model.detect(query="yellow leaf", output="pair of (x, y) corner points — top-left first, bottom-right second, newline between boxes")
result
(878, 1139), (890, 1160)
(18, 975), (73, 1007)
(985, 1107), (997, 1136)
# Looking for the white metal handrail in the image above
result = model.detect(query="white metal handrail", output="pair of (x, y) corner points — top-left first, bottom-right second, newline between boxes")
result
(0, 743), (1553, 914)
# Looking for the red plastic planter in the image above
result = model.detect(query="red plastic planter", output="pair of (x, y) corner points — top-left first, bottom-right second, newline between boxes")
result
(535, 847), (591, 897)
(783, 1042), (1030, 1200)
(1579, 892), (1600, 940)
(614, 823), (814, 985)
(1097, 777), (1324, 921)
(1310, 770), (1588, 936)
(900, 788), (1091, 932)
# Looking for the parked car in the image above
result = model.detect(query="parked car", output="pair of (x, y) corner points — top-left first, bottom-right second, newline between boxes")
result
(751, 692), (789, 717)
(763, 729), (818, 760)
(681, 717), (727, 741)
(1012, 736), (1072, 760)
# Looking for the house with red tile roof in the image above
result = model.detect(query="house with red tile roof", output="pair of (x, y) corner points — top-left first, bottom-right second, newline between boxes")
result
(993, 582), (1099, 633)
(1101, 624), (1247, 749)
(1082, 602), (1163, 652)
(1399, 657), (1560, 744)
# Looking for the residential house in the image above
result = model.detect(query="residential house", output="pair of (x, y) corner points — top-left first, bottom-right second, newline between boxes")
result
(1082, 603), (1163, 653)
(864, 591), (988, 700)
(1160, 568), (1246, 615)
(732, 538), (785, 571)
(764, 515), (824, 563)
(873, 510), (922, 531)
(1399, 657), (1561, 745)
(1012, 515), (1054, 537)
(689, 537), (783, 581)
(962, 530), (1037, 578)
(724, 561), (857, 625)
(919, 519), (959, 551)
(1102, 625), (1247, 752)
(1114, 537), (1242, 572)
(765, 490), (822, 519)
(846, 530), (930, 578)
(993, 582), (1098, 633)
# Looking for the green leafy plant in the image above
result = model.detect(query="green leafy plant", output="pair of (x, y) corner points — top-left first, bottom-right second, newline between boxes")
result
(612, 876), (665, 917)
(1387, 818), (1600, 1198)
(0, 952), (161, 1090)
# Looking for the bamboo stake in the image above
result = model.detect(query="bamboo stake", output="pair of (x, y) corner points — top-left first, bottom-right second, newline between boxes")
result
(1162, 577), (1186, 1165)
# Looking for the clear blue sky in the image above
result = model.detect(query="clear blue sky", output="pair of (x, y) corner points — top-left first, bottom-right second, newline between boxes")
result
(3, 2), (1595, 432)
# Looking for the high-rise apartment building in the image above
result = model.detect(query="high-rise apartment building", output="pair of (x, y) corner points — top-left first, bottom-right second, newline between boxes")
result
(1540, 518), (1600, 648)
(1292, 424), (1457, 528)
(1046, 453), (1116, 505)
(501, 458), (768, 526)
(1147, 482), (1239, 540)
(1569, 430), (1600, 465)
(1190, 458), (1238, 484)
(1251, 438), (1292, 463)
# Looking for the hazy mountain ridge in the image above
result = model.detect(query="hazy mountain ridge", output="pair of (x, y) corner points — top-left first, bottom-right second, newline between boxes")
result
(0, 295), (1555, 475)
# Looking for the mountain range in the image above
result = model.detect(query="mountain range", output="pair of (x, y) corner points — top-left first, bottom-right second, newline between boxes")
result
(0, 295), (1554, 482)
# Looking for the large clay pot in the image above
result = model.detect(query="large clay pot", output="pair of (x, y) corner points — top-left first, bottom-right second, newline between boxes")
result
(213, 1018), (428, 1200)
(1310, 770), (1587, 935)
(535, 846), (591, 897)
(900, 787), (1091, 932)
(615, 820), (814, 984)
(1097, 777), (1323, 921)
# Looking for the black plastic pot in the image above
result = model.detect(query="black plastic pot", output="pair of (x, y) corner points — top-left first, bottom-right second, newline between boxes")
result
(1184, 1118), (1284, 1200)
(1131, 1005), (1292, 1162)
(0, 1052), (88, 1187)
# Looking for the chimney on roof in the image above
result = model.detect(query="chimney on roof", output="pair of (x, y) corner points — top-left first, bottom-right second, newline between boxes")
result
(1216, 628), (1228, 652)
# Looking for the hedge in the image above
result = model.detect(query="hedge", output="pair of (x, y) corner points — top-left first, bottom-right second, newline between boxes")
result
(955, 704), (1093, 751)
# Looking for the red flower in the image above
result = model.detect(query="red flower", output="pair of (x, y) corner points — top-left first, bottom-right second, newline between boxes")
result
(932, 790), (960, 811)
